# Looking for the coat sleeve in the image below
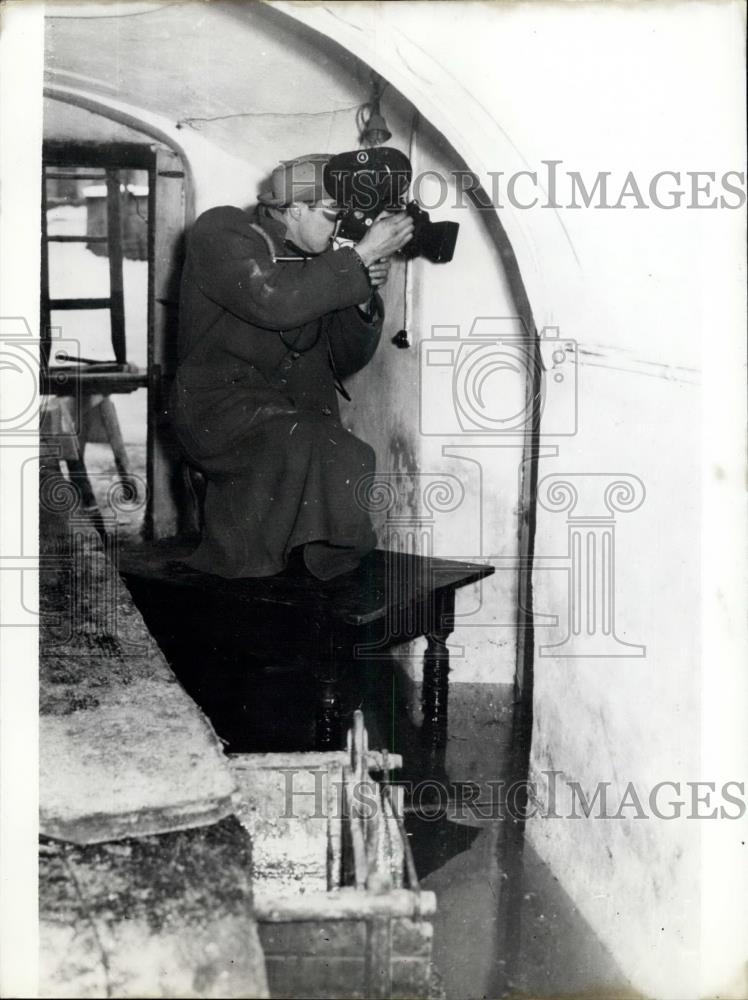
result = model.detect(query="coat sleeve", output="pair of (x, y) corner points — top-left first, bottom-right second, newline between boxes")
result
(187, 206), (372, 331)
(326, 294), (384, 380)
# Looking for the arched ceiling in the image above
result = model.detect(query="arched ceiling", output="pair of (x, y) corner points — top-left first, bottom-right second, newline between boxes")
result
(42, 0), (565, 328)
(44, 1), (378, 158)
(43, 96), (153, 144)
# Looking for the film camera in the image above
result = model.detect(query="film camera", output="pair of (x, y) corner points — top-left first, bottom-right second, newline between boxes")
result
(323, 147), (459, 263)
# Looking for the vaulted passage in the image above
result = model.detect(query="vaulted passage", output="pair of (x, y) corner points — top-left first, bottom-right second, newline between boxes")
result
(14, 2), (745, 999)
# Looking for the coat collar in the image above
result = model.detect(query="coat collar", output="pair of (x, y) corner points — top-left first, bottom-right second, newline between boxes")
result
(254, 207), (314, 259)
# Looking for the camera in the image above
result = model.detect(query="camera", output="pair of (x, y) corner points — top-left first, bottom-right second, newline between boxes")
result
(420, 318), (578, 437)
(323, 147), (459, 263)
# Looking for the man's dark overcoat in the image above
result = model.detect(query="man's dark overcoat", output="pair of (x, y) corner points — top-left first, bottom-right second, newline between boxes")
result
(172, 206), (382, 579)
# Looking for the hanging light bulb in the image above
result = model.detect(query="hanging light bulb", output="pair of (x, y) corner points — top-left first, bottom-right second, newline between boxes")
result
(357, 73), (392, 147)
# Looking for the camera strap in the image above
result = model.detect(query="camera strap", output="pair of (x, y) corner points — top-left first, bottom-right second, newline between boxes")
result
(328, 343), (352, 402)
(249, 220), (306, 262)
(251, 218), (353, 400)
(275, 320), (350, 401)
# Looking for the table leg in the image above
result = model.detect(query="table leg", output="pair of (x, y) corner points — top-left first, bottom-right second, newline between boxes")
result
(314, 622), (341, 750)
(421, 588), (455, 771)
(97, 396), (138, 502)
(64, 457), (107, 539)
(314, 672), (341, 750)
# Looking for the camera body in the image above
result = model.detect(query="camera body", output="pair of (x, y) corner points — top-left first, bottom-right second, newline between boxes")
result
(323, 147), (459, 263)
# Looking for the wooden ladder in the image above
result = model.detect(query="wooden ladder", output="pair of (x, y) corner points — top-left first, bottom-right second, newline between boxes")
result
(40, 164), (137, 530)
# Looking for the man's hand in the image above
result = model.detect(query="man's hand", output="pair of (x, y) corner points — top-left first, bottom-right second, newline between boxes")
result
(366, 258), (391, 289)
(355, 211), (414, 267)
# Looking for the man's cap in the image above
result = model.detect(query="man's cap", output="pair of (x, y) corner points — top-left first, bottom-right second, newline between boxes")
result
(258, 154), (332, 206)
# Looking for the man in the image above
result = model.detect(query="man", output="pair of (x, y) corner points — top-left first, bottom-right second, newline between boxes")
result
(172, 153), (414, 580)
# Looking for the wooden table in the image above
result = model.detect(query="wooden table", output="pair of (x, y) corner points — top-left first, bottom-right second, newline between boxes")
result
(118, 541), (495, 762)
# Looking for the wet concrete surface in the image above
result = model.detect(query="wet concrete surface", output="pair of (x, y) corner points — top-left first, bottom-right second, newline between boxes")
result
(39, 817), (269, 998)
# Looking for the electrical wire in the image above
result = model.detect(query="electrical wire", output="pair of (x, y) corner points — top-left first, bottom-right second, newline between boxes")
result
(402, 109), (420, 338)
(128, 188), (148, 224)
(177, 104), (360, 130)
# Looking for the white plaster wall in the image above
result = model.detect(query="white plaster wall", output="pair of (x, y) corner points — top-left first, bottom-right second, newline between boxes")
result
(528, 362), (704, 997)
(276, 3), (746, 997)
